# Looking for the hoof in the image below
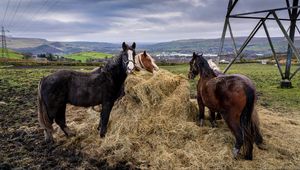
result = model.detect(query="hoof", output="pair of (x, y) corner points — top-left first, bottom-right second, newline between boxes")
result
(45, 137), (54, 144)
(232, 147), (240, 160)
(216, 113), (222, 120)
(257, 142), (268, 150)
(199, 119), (204, 127)
(244, 154), (253, 160)
(64, 127), (76, 137)
(210, 121), (218, 128)
(100, 129), (106, 138)
(44, 130), (54, 143)
(100, 133), (106, 138)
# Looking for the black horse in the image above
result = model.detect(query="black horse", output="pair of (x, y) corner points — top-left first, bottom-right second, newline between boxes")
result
(38, 42), (136, 142)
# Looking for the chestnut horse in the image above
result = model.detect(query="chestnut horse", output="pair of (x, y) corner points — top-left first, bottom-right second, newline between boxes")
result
(188, 52), (264, 160)
(134, 51), (159, 73)
(38, 42), (136, 142)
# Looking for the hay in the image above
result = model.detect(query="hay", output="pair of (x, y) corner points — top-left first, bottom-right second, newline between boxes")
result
(53, 69), (300, 169)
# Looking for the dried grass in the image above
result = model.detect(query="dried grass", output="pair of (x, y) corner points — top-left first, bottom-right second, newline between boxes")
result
(53, 69), (300, 169)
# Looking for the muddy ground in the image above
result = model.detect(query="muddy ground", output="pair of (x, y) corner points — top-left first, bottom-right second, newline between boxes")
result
(0, 68), (134, 169)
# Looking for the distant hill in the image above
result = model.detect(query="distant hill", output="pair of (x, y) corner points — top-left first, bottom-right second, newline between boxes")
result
(17, 44), (64, 54)
(6, 37), (48, 49)
(6, 36), (300, 57)
(7, 37), (120, 55)
(146, 37), (300, 55)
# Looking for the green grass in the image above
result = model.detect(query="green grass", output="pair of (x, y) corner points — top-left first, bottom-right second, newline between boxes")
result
(0, 48), (24, 59)
(161, 63), (300, 112)
(0, 63), (299, 118)
(64, 51), (113, 62)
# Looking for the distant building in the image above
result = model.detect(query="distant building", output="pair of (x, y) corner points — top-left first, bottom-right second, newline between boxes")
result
(219, 59), (230, 64)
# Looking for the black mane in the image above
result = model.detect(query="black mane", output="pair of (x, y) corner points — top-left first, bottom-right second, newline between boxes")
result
(194, 53), (216, 77)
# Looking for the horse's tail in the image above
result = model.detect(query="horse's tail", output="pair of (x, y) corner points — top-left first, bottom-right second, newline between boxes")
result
(240, 85), (256, 160)
(37, 78), (53, 133)
(251, 109), (265, 149)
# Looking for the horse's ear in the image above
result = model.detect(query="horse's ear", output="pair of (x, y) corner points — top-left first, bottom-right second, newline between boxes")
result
(143, 51), (147, 56)
(192, 52), (197, 57)
(131, 42), (136, 49)
(200, 53), (203, 56)
(122, 42), (127, 51)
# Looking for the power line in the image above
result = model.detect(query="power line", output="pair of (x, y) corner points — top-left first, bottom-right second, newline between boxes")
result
(7, 0), (22, 29)
(10, 0), (33, 30)
(42, 0), (60, 17)
(18, 0), (50, 31)
(18, 0), (61, 33)
(1, 0), (11, 27)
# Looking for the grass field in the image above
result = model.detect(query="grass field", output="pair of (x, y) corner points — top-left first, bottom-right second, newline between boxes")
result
(161, 63), (300, 112)
(64, 51), (112, 62)
(0, 63), (300, 168)
(0, 48), (24, 59)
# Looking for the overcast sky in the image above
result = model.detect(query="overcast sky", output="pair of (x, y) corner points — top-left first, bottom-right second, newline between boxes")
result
(0, 0), (293, 43)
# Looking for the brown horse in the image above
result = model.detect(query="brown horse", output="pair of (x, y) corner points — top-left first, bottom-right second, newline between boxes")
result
(188, 52), (264, 160)
(38, 42), (136, 142)
(134, 51), (159, 73)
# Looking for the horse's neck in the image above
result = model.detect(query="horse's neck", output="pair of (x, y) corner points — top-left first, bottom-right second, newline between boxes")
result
(135, 54), (144, 69)
(106, 59), (127, 86)
(199, 68), (217, 81)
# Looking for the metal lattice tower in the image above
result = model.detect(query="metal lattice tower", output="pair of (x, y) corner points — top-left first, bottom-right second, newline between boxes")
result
(218, 0), (300, 88)
(1, 26), (9, 58)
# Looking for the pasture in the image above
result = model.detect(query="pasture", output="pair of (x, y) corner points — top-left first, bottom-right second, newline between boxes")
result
(64, 51), (113, 62)
(0, 63), (300, 169)
(0, 48), (24, 59)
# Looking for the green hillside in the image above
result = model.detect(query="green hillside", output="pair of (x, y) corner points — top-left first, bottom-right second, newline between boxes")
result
(0, 48), (24, 59)
(64, 51), (113, 62)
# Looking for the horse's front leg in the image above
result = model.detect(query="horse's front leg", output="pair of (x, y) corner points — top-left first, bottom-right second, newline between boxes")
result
(117, 84), (125, 100)
(99, 101), (114, 138)
(209, 110), (217, 128)
(197, 96), (205, 126)
(216, 112), (222, 120)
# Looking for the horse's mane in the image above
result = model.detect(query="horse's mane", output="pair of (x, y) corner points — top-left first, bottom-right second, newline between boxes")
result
(102, 53), (123, 73)
(207, 59), (223, 76)
(207, 59), (220, 72)
(196, 55), (217, 77)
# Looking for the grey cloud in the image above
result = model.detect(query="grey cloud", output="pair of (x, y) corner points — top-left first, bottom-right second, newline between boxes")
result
(0, 0), (294, 42)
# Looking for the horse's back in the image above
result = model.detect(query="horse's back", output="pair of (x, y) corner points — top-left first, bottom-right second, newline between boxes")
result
(41, 70), (105, 106)
(203, 74), (255, 111)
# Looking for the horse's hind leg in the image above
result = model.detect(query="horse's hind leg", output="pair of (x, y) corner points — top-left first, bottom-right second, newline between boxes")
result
(197, 96), (205, 126)
(209, 110), (217, 128)
(216, 112), (222, 120)
(222, 113), (244, 159)
(55, 104), (75, 137)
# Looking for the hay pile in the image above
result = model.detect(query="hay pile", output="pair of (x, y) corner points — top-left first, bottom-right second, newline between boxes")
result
(53, 70), (300, 169)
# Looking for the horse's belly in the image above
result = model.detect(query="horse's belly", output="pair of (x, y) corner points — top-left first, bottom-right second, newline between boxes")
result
(68, 91), (102, 107)
(201, 94), (221, 111)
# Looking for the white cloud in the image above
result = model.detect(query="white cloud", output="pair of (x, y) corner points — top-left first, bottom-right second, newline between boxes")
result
(34, 12), (89, 23)
(143, 12), (182, 19)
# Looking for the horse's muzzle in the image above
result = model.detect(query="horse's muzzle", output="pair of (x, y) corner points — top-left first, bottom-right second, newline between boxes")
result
(188, 72), (195, 80)
(127, 69), (133, 74)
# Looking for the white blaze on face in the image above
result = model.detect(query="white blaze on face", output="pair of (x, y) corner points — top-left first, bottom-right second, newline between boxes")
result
(127, 50), (135, 71)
